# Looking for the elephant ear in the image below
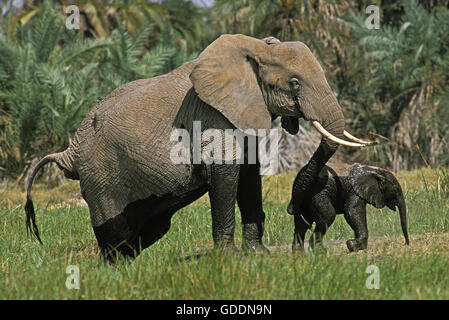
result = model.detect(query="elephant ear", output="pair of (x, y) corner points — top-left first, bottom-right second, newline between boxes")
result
(348, 164), (385, 208)
(189, 34), (271, 135)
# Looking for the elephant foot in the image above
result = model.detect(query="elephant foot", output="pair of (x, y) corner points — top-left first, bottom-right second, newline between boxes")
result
(242, 240), (270, 255)
(214, 236), (238, 253)
(346, 239), (368, 252)
(242, 222), (269, 254)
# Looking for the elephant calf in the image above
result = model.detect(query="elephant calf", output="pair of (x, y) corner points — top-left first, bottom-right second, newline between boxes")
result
(287, 164), (410, 252)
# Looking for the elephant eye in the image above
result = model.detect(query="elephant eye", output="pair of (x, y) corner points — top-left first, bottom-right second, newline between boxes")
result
(289, 78), (300, 90)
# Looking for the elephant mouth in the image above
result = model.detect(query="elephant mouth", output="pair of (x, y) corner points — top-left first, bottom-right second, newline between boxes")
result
(293, 96), (305, 119)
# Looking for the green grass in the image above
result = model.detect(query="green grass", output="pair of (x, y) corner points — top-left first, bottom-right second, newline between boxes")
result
(0, 168), (448, 299)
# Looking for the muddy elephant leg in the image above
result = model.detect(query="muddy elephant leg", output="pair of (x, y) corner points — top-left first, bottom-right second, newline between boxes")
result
(93, 213), (139, 263)
(209, 163), (239, 250)
(92, 208), (162, 263)
(134, 211), (174, 253)
(344, 199), (369, 252)
(309, 224), (328, 251)
(292, 213), (310, 253)
(92, 196), (166, 263)
(237, 163), (269, 254)
(93, 186), (209, 263)
(309, 201), (336, 251)
(136, 187), (208, 252)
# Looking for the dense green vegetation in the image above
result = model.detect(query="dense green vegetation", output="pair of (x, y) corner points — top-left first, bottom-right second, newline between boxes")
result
(1, 168), (448, 299)
(1, 0), (449, 179)
(0, 1), (203, 178)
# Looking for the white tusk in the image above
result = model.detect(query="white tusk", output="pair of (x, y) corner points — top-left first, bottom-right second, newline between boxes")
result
(344, 130), (377, 146)
(312, 121), (366, 148)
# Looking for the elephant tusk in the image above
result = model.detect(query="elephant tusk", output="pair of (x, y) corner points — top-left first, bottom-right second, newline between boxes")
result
(312, 121), (366, 148)
(344, 130), (377, 146)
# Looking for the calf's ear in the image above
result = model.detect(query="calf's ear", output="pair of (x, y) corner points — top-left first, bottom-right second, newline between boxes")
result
(348, 164), (385, 208)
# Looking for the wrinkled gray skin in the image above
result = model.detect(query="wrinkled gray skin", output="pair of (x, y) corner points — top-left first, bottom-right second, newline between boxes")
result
(288, 163), (410, 252)
(24, 34), (347, 262)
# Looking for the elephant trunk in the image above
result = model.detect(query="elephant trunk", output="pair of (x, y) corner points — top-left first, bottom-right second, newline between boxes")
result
(398, 196), (410, 245)
(288, 93), (345, 215)
(288, 137), (338, 215)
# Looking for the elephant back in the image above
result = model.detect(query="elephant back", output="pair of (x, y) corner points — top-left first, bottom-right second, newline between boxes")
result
(75, 62), (201, 227)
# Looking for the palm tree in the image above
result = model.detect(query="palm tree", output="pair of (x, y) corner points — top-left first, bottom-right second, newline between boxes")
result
(0, 2), (109, 176)
(212, 0), (354, 81)
(0, 1), (198, 179)
(343, 0), (449, 170)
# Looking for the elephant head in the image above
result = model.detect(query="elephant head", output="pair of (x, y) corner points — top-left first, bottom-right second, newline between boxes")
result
(190, 35), (376, 252)
(348, 164), (410, 245)
(189, 34), (370, 146)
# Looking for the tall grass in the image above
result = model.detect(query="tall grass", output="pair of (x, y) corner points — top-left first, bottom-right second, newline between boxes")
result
(0, 168), (448, 299)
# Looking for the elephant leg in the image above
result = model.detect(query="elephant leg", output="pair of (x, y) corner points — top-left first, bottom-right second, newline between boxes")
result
(92, 198), (162, 263)
(309, 224), (328, 250)
(209, 163), (239, 250)
(292, 213), (310, 253)
(93, 187), (208, 263)
(93, 212), (139, 263)
(309, 200), (336, 250)
(134, 210), (174, 252)
(237, 163), (269, 254)
(97, 215), (172, 263)
(344, 199), (369, 252)
(135, 187), (208, 251)
(93, 195), (164, 263)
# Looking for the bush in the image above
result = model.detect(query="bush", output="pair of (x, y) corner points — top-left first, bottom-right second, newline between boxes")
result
(0, 1), (198, 179)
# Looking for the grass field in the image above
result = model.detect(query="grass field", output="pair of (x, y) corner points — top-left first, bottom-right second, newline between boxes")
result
(0, 168), (448, 299)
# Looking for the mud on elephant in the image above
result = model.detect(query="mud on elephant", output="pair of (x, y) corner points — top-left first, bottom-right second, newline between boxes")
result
(24, 34), (370, 262)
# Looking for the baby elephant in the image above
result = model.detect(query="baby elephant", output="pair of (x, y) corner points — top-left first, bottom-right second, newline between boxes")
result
(287, 164), (410, 252)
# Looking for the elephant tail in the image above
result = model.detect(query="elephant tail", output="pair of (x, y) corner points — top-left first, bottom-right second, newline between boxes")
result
(398, 197), (410, 245)
(24, 150), (77, 243)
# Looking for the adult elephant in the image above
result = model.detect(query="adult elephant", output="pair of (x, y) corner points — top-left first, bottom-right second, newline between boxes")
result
(25, 34), (369, 261)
